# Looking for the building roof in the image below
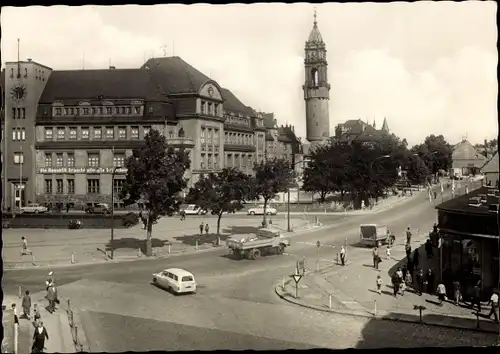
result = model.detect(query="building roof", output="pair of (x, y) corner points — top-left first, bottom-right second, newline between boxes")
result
(435, 186), (499, 216)
(482, 152), (499, 174)
(278, 125), (300, 145)
(452, 139), (485, 160)
(220, 88), (254, 116)
(381, 117), (389, 132)
(39, 68), (164, 102)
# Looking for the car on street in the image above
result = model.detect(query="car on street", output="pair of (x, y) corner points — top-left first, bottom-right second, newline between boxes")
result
(181, 204), (207, 215)
(85, 203), (111, 215)
(247, 205), (278, 216)
(20, 203), (48, 214)
(152, 268), (197, 294)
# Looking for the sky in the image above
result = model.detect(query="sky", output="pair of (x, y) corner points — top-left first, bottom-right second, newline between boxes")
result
(1, 3), (497, 147)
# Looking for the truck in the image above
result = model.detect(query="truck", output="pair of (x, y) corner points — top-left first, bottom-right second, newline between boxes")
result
(359, 224), (389, 247)
(226, 228), (291, 260)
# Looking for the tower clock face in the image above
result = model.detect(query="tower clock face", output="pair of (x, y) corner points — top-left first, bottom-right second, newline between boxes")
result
(10, 84), (27, 102)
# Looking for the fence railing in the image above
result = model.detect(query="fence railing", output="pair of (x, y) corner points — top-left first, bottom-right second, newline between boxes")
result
(66, 300), (84, 352)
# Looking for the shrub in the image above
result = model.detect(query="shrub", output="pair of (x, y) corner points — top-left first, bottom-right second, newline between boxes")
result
(122, 212), (139, 228)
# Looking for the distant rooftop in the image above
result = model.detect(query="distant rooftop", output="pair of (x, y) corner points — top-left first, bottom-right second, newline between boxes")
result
(435, 186), (499, 216)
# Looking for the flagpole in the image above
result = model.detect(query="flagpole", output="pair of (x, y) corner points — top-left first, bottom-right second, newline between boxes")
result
(20, 144), (23, 208)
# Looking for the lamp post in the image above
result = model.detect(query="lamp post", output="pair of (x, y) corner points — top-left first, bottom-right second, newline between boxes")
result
(368, 155), (391, 207)
(110, 166), (118, 259)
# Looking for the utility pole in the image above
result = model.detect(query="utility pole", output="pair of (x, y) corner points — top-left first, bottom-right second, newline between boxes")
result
(110, 146), (116, 259)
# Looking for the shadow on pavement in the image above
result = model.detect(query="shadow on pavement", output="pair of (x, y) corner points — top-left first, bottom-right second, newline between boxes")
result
(222, 226), (262, 235)
(106, 238), (170, 254)
(356, 312), (497, 348)
(173, 233), (231, 246)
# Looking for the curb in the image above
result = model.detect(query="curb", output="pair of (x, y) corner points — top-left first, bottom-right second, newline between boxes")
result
(274, 283), (498, 335)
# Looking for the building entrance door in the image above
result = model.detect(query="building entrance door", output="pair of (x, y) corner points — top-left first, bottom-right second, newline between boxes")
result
(14, 183), (25, 209)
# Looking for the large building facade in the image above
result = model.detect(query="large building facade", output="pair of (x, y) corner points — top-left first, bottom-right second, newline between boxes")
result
(1, 57), (300, 210)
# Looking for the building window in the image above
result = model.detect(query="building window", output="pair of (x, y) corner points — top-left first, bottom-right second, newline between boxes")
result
(55, 108), (62, 116)
(214, 103), (219, 116)
(45, 153), (52, 167)
(200, 154), (205, 169)
(118, 127), (127, 140)
(106, 107), (112, 114)
(91, 107), (96, 115)
(12, 128), (24, 141)
(81, 127), (89, 139)
(135, 106), (141, 114)
(22, 108), (26, 119)
(207, 154), (212, 168)
(208, 102), (213, 115)
(87, 153), (100, 167)
(201, 127), (206, 149)
(45, 179), (53, 194)
(64, 108), (68, 115)
(83, 108), (90, 115)
(12, 108), (16, 119)
(70, 108), (75, 115)
(201, 101), (206, 114)
(214, 129), (219, 145)
(113, 153), (125, 168)
(67, 154), (75, 167)
(14, 152), (24, 164)
(214, 154), (219, 169)
(57, 127), (65, 140)
(67, 179), (75, 194)
(106, 127), (114, 139)
(207, 128), (213, 145)
(55, 153), (64, 167)
(93, 127), (102, 140)
(69, 127), (77, 140)
(143, 126), (151, 137)
(87, 179), (100, 194)
(127, 107), (132, 114)
(56, 179), (64, 194)
(129, 126), (138, 139)
(113, 179), (125, 195)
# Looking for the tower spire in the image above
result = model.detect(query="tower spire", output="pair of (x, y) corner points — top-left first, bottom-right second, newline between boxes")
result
(313, 7), (317, 26)
(17, 38), (21, 79)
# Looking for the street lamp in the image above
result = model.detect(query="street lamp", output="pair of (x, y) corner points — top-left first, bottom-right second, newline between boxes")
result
(110, 166), (118, 259)
(368, 155), (391, 207)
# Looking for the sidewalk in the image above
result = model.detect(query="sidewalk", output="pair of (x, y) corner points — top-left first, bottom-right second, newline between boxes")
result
(275, 224), (499, 334)
(3, 216), (312, 269)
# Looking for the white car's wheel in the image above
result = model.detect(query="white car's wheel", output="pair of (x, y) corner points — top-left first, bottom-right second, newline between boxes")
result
(249, 211), (255, 215)
(266, 212), (272, 215)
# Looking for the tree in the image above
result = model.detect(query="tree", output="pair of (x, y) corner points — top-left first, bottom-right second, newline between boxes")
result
(120, 129), (190, 256)
(186, 168), (250, 235)
(406, 156), (430, 185)
(251, 158), (292, 227)
(421, 134), (453, 174)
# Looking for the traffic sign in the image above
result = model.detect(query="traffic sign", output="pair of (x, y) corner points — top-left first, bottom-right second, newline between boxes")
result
(316, 240), (321, 248)
(292, 274), (303, 284)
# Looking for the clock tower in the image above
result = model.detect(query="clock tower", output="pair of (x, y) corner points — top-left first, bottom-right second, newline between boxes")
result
(3, 44), (52, 209)
(303, 10), (330, 144)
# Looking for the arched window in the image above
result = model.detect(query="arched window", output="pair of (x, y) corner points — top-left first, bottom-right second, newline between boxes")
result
(311, 68), (319, 86)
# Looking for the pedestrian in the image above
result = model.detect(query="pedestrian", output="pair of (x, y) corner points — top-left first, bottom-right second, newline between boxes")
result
(473, 281), (482, 312)
(407, 258), (415, 278)
(415, 268), (424, 296)
(21, 237), (32, 256)
(372, 246), (380, 270)
(433, 191), (437, 200)
(488, 290), (499, 322)
(413, 248), (420, 269)
(405, 270), (413, 291)
(66, 203), (70, 213)
(199, 222), (204, 236)
(205, 223), (210, 235)
(391, 272), (400, 297)
(340, 245), (346, 266)
(46, 286), (56, 313)
(436, 282), (447, 305)
(405, 243), (412, 260)
(452, 280), (461, 305)
(406, 226), (412, 244)
(22, 289), (32, 320)
(32, 304), (41, 328)
(31, 321), (49, 353)
(180, 210), (186, 221)
(425, 269), (435, 294)
(385, 245), (391, 260)
(376, 275), (383, 294)
(45, 271), (54, 291)
(425, 239), (433, 259)
(396, 267), (403, 280)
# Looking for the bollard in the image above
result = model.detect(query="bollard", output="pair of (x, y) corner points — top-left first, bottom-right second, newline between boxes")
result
(168, 244), (171, 255)
(67, 299), (71, 310)
(71, 252), (75, 264)
(196, 241), (199, 251)
(329, 294), (332, 309)
(217, 237), (220, 247)
(374, 300), (377, 316)
(18, 286), (22, 299)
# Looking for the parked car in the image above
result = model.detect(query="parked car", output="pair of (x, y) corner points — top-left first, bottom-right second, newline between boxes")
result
(247, 205), (278, 216)
(20, 203), (48, 214)
(152, 268), (197, 294)
(181, 204), (207, 215)
(85, 203), (111, 215)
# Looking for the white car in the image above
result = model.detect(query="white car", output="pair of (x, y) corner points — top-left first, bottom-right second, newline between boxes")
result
(181, 204), (207, 215)
(20, 203), (48, 214)
(247, 205), (278, 216)
(152, 268), (197, 294)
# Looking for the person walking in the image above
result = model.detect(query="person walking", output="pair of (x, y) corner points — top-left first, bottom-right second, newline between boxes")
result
(406, 226), (412, 244)
(425, 269), (435, 294)
(391, 272), (400, 297)
(45, 271), (54, 291)
(21, 237), (32, 256)
(340, 245), (346, 266)
(405, 243), (412, 260)
(180, 210), (186, 221)
(487, 290), (499, 322)
(376, 275), (383, 295)
(372, 246), (380, 270)
(31, 321), (49, 353)
(452, 280), (461, 305)
(22, 289), (32, 320)
(32, 304), (41, 328)
(473, 281), (482, 312)
(46, 286), (56, 314)
(405, 270), (413, 291)
(413, 248), (420, 269)
(415, 268), (424, 296)
(385, 245), (391, 260)
(205, 223), (210, 235)
(199, 222), (204, 236)
(436, 282), (447, 305)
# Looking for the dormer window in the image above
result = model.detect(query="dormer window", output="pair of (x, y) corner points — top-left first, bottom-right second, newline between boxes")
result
(135, 106), (141, 114)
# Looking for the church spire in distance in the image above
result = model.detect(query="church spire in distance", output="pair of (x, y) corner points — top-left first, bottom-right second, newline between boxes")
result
(307, 7), (324, 44)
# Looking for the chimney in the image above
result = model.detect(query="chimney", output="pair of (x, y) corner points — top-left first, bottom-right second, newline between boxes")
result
(109, 66), (116, 70)
(27, 58), (32, 62)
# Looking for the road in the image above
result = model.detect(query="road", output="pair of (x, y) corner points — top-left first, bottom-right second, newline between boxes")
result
(4, 186), (495, 349)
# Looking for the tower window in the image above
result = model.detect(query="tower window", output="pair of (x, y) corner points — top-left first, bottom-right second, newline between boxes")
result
(311, 68), (319, 86)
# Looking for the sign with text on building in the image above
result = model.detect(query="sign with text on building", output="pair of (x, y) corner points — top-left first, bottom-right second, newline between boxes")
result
(37, 167), (128, 174)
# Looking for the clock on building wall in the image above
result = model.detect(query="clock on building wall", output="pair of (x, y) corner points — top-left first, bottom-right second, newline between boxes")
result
(10, 84), (27, 103)
(208, 86), (214, 97)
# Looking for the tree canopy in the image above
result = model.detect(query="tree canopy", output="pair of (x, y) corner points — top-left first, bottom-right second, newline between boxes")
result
(120, 129), (190, 256)
(251, 158), (292, 226)
(186, 168), (250, 235)
(406, 155), (430, 185)
(412, 134), (453, 174)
